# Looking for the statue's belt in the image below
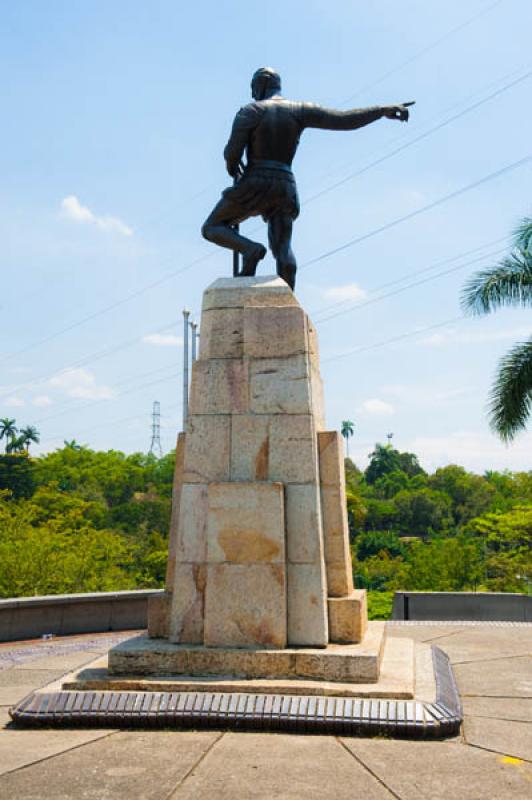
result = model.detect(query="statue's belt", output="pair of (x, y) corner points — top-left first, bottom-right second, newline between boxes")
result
(246, 159), (293, 175)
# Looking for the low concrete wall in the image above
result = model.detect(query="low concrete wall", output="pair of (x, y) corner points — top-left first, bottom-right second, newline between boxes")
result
(0, 589), (164, 643)
(392, 591), (532, 622)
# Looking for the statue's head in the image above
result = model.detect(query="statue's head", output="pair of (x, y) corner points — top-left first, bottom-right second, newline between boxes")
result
(251, 67), (281, 101)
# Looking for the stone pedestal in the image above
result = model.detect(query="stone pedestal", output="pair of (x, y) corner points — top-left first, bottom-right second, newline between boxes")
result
(140, 275), (367, 676)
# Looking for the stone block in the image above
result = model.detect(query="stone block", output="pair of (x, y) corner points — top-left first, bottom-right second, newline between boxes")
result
(230, 414), (270, 481)
(201, 275), (297, 311)
(287, 563), (328, 647)
(206, 482), (285, 564)
(243, 305), (307, 358)
(249, 354), (312, 415)
(269, 415), (318, 484)
(169, 564), (206, 644)
(326, 562), (354, 598)
(189, 358), (248, 415)
(328, 590), (368, 644)
(318, 431), (354, 597)
(176, 483), (208, 563)
(306, 318), (320, 359)
(204, 563), (287, 648)
(148, 591), (171, 638)
(182, 414), (230, 483)
(165, 432), (186, 587)
(285, 483), (324, 564)
(199, 307), (243, 359)
(318, 430), (345, 487)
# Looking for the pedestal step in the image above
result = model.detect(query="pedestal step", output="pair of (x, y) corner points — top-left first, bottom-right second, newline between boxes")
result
(108, 622), (386, 684)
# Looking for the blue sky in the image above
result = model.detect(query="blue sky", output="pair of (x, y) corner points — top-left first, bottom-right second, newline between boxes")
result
(1, 0), (531, 472)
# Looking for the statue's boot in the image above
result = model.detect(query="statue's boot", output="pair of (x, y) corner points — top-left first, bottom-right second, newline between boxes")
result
(240, 243), (267, 277)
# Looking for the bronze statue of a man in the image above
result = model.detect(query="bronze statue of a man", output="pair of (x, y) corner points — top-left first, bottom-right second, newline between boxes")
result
(202, 67), (412, 290)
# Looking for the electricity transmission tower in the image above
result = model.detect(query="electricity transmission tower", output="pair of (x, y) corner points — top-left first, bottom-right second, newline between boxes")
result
(149, 401), (163, 457)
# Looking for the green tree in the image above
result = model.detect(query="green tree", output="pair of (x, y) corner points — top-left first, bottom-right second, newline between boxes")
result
(402, 537), (483, 591)
(341, 420), (355, 457)
(365, 443), (402, 484)
(393, 488), (453, 537)
(462, 216), (532, 441)
(0, 454), (35, 499)
(429, 465), (495, 526)
(0, 495), (135, 598)
(355, 530), (405, 561)
(19, 426), (40, 453)
(0, 419), (17, 453)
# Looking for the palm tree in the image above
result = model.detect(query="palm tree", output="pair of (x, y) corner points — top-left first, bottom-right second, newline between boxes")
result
(461, 217), (532, 441)
(0, 418), (18, 453)
(341, 420), (355, 457)
(20, 425), (40, 453)
(63, 439), (82, 451)
(5, 434), (27, 454)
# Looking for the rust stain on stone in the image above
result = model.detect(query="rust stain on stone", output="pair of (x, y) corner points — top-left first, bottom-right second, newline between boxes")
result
(255, 436), (269, 480)
(235, 613), (280, 647)
(271, 563), (285, 587)
(218, 529), (280, 562)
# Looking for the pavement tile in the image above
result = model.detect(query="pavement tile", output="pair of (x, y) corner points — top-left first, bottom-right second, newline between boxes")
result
(0, 717), (114, 777)
(423, 628), (532, 665)
(0, 729), (219, 799)
(0, 668), (61, 706)
(387, 624), (466, 642)
(464, 715), (532, 762)
(454, 656), (532, 698)
(14, 651), (105, 672)
(462, 697), (532, 723)
(342, 738), (532, 800)
(171, 732), (392, 799)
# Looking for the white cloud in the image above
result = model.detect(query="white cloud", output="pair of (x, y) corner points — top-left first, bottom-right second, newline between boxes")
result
(361, 398), (395, 416)
(142, 333), (183, 347)
(32, 395), (53, 407)
(382, 383), (471, 405)
(4, 396), (25, 407)
(49, 368), (115, 400)
(61, 195), (133, 237)
(419, 326), (530, 348)
(323, 283), (367, 303)
(403, 431), (532, 473)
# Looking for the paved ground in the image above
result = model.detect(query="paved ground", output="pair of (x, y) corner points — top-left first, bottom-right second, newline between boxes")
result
(0, 623), (531, 799)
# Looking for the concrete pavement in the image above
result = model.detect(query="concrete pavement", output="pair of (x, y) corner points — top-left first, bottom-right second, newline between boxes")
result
(1, 623), (531, 799)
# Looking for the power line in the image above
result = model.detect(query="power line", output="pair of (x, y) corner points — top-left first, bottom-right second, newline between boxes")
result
(32, 361), (182, 426)
(309, 235), (507, 320)
(338, 0), (505, 105)
(301, 153), (532, 270)
(305, 68), (532, 205)
(4, 66), (525, 373)
(0, 250), (217, 365)
(322, 315), (465, 364)
(314, 246), (507, 325)
(4, 318), (182, 398)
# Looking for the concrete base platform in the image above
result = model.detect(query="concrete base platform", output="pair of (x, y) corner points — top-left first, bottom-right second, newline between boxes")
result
(107, 622), (386, 685)
(63, 630), (412, 698)
(9, 641), (461, 739)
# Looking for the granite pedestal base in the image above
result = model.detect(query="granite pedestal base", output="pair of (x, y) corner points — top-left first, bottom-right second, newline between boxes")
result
(108, 621), (385, 684)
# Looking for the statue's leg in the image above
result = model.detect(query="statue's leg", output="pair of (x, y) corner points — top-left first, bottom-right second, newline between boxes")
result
(202, 196), (266, 275)
(268, 213), (297, 290)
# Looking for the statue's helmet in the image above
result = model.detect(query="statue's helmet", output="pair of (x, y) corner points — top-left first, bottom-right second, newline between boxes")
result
(251, 67), (281, 100)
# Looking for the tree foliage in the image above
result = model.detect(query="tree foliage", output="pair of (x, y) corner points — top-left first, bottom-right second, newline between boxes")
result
(461, 215), (532, 441)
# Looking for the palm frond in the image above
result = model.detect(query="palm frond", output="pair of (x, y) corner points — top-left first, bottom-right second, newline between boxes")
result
(513, 216), (532, 254)
(488, 337), (532, 442)
(461, 253), (532, 315)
